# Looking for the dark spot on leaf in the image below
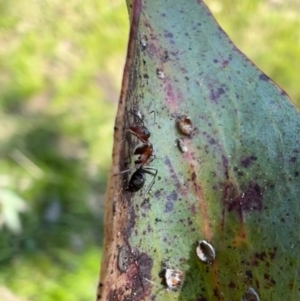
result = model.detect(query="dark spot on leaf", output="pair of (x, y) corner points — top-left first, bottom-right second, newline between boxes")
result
(241, 155), (257, 168)
(147, 42), (158, 57)
(196, 297), (207, 301)
(209, 137), (216, 144)
(240, 183), (263, 212)
(223, 182), (263, 214)
(228, 281), (236, 288)
(161, 50), (169, 62)
(252, 248), (277, 268)
(167, 191), (178, 201)
(259, 74), (269, 81)
(218, 87), (225, 96)
(238, 171), (244, 177)
(222, 155), (229, 179)
(154, 189), (162, 198)
(264, 273), (276, 287)
(210, 86), (225, 102)
(290, 156), (297, 163)
(294, 171), (299, 177)
(245, 270), (253, 278)
(222, 60), (229, 67)
(165, 200), (173, 212)
(112, 201), (116, 216)
(213, 287), (221, 298)
(180, 67), (188, 73)
(130, 252), (153, 296)
(141, 198), (151, 211)
(269, 247), (277, 259)
(281, 90), (288, 96)
(190, 204), (196, 214)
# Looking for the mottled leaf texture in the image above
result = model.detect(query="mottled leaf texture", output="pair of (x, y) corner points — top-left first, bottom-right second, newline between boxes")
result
(98, 1), (300, 301)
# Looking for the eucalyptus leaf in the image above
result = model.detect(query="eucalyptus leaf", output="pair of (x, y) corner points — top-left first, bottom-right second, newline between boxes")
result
(98, 1), (300, 300)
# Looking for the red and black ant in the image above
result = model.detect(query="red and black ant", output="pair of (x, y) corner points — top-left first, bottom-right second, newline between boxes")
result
(127, 107), (154, 166)
(124, 106), (157, 193)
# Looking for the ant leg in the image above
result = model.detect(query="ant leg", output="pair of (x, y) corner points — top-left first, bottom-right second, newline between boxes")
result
(143, 167), (158, 195)
(113, 168), (131, 176)
(149, 110), (156, 125)
(130, 108), (144, 125)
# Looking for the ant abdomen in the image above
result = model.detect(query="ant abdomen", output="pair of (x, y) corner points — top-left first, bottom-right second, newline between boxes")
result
(126, 169), (146, 192)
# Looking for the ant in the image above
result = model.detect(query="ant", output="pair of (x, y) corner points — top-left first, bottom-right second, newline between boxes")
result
(124, 106), (157, 193)
(127, 108), (154, 166)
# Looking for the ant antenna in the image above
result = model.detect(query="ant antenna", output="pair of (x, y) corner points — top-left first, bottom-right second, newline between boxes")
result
(143, 167), (158, 196)
(149, 110), (156, 125)
(143, 278), (164, 293)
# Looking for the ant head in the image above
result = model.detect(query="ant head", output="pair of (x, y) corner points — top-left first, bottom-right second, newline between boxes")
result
(129, 125), (150, 142)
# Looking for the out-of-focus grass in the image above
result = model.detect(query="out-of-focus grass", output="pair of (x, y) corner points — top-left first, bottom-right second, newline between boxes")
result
(0, 0), (128, 300)
(0, 247), (101, 301)
(0, 0), (299, 300)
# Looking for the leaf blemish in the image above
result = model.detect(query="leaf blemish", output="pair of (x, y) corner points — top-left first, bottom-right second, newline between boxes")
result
(118, 246), (130, 272)
(176, 115), (194, 136)
(156, 68), (165, 79)
(164, 30), (173, 39)
(225, 182), (263, 213)
(139, 33), (148, 50)
(240, 155), (257, 168)
(161, 269), (184, 291)
(196, 240), (216, 264)
(165, 200), (174, 212)
(259, 74), (269, 81)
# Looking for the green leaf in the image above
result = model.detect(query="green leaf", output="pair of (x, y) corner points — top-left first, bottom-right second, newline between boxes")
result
(99, 1), (300, 300)
(0, 188), (28, 234)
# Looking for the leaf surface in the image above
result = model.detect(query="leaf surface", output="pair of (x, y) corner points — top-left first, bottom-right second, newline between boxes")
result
(98, 1), (300, 300)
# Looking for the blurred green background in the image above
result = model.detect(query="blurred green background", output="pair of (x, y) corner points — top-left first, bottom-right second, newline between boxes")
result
(0, 0), (299, 300)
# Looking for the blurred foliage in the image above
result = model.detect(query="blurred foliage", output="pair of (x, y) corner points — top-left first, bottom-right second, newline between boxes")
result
(0, 0), (128, 300)
(0, 0), (298, 300)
